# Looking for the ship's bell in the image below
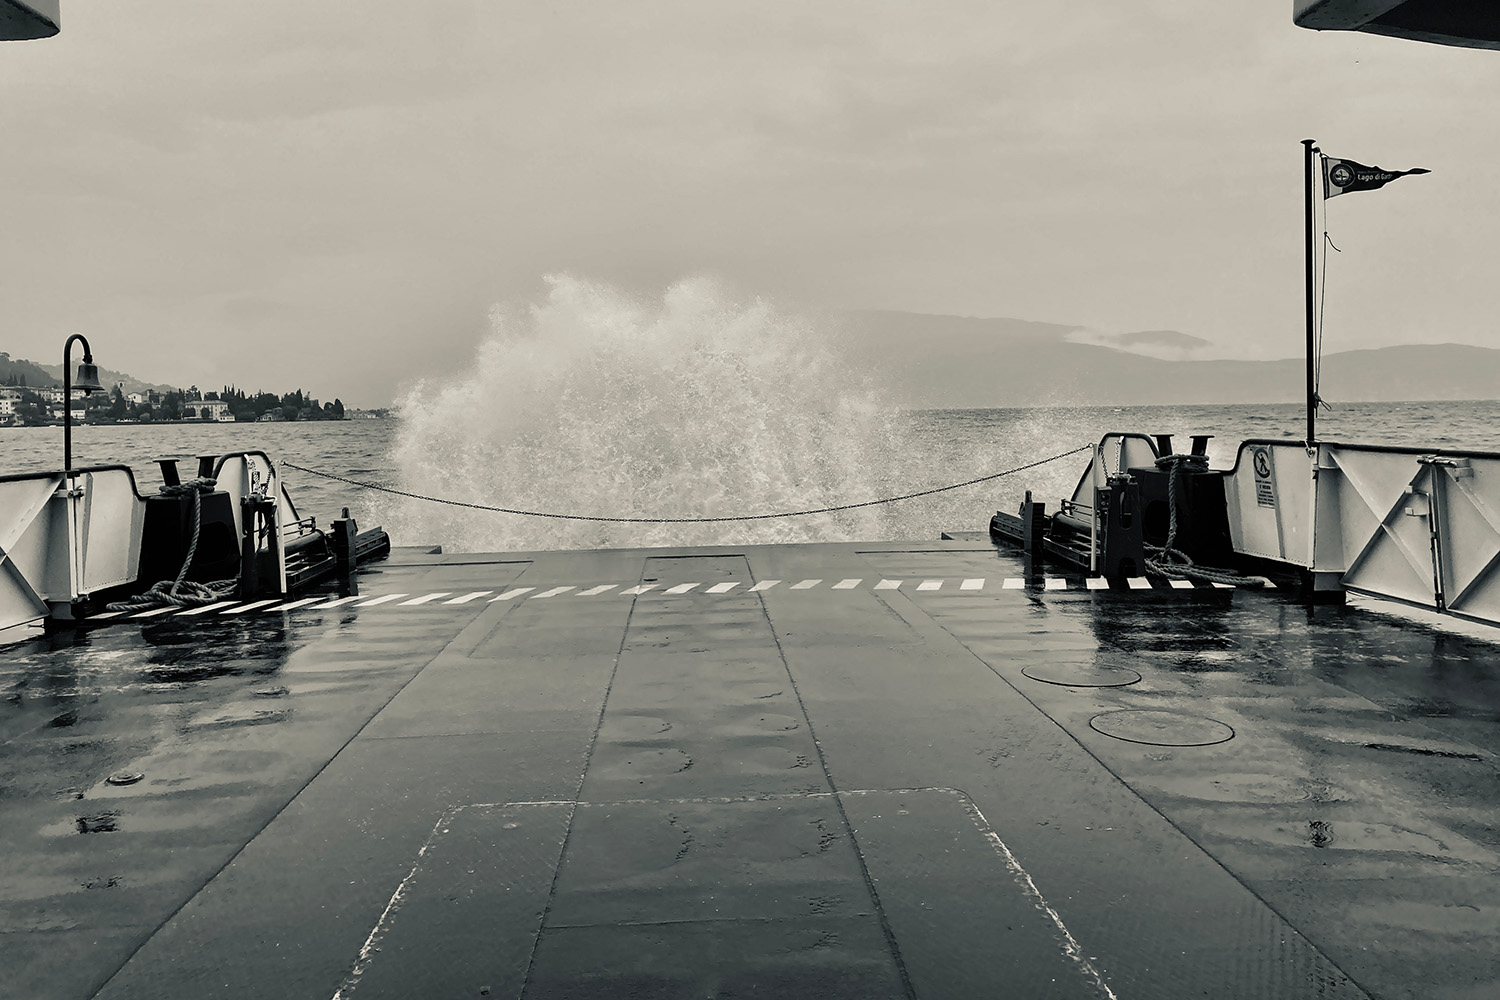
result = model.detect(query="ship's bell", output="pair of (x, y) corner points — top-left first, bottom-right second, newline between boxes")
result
(73, 361), (103, 394)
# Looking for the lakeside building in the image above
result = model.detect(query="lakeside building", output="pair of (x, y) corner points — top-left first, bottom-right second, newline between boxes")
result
(184, 400), (234, 422)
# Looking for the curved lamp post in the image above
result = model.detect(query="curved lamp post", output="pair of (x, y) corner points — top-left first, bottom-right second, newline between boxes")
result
(63, 332), (103, 474)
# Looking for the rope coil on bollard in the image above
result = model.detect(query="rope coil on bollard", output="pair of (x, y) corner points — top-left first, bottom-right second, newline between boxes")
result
(104, 478), (241, 613)
(281, 445), (1093, 523)
(1143, 455), (1270, 589)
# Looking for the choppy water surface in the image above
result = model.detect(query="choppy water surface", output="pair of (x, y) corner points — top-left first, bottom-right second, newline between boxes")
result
(4, 280), (1497, 553)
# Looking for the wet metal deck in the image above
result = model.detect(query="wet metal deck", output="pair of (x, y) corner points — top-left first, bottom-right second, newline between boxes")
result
(4, 540), (1499, 999)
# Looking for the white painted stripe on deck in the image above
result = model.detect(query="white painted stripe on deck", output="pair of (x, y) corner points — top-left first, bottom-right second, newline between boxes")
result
(1211, 581), (1235, 589)
(1126, 577), (1151, 590)
(261, 597), (325, 613)
(706, 582), (739, 594)
(530, 586), (576, 599)
(306, 596), (362, 610)
(790, 579), (821, 590)
(490, 588), (534, 601)
(620, 584), (658, 595)
(961, 578), (984, 590)
(132, 605), (181, 618)
(663, 583), (700, 594)
(916, 580), (942, 591)
(358, 594), (410, 607)
(1045, 578), (1066, 591)
(1169, 579), (1195, 590)
(174, 601), (240, 616)
(832, 578), (862, 590)
(91, 610), (130, 619)
(398, 593), (452, 606)
(874, 579), (901, 590)
(748, 580), (779, 592)
(1002, 578), (1024, 589)
(966, 801), (1121, 1000)
(222, 600), (282, 614)
(1086, 577), (1109, 590)
(443, 591), (492, 604)
(576, 584), (618, 596)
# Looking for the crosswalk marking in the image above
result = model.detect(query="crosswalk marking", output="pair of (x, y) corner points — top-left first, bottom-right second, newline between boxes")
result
(748, 580), (779, 592)
(443, 591), (493, 604)
(260, 597), (325, 613)
(577, 584), (618, 596)
(790, 579), (821, 590)
(1002, 578), (1024, 589)
(306, 596), (362, 610)
(874, 580), (901, 590)
(1127, 577), (1151, 590)
(706, 582), (739, 594)
(832, 579), (862, 590)
(399, 593), (451, 606)
(222, 599), (282, 614)
(664, 583), (700, 594)
(961, 579), (984, 590)
(916, 580), (942, 591)
(620, 584), (658, 595)
(530, 586), (576, 599)
(1045, 578), (1066, 590)
(490, 588), (535, 601)
(175, 600), (241, 616)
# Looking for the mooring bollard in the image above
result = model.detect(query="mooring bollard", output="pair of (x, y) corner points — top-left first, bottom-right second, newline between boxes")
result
(331, 508), (359, 597)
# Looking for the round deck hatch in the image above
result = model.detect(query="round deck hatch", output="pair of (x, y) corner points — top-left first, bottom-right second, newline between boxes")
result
(1089, 709), (1234, 746)
(1022, 663), (1141, 687)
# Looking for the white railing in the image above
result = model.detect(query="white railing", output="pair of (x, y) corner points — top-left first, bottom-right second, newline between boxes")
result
(0, 466), (147, 631)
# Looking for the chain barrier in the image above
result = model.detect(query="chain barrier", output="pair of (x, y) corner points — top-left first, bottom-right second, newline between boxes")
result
(281, 445), (1092, 524)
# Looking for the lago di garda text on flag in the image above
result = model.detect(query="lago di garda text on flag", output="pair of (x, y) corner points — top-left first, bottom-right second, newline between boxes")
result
(1323, 156), (1430, 198)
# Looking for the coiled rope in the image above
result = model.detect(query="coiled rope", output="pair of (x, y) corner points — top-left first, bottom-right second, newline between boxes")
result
(105, 478), (241, 613)
(282, 445), (1092, 523)
(1144, 456), (1270, 588)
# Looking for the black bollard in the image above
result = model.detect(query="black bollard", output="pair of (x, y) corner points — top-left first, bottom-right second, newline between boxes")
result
(331, 508), (359, 597)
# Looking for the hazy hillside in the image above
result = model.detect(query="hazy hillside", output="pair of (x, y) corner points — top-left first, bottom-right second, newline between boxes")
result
(0, 353), (59, 387)
(36, 362), (176, 396)
(839, 311), (1500, 407)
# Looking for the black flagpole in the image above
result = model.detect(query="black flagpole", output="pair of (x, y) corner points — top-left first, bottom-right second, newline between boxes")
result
(1302, 138), (1318, 443)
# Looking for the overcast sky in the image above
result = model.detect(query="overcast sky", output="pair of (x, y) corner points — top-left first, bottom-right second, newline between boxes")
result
(3, 2), (1498, 406)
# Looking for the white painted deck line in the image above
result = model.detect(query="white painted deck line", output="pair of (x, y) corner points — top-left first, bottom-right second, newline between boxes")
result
(961, 579), (984, 590)
(398, 593), (452, 606)
(132, 605), (181, 618)
(260, 598), (324, 613)
(576, 584), (618, 596)
(916, 580), (942, 591)
(832, 579), (862, 590)
(619, 584), (658, 595)
(1086, 578), (1109, 590)
(1169, 579), (1195, 590)
(1002, 578), (1025, 590)
(174, 601), (239, 616)
(705, 582), (739, 594)
(530, 586), (577, 599)
(790, 579), (822, 589)
(1045, 578), (1066, 591)
(490, 588), (535, 601)
(1211, 581), (1235, 589)
(748, 580), (779, 592)
(221, 600), (281, 614)
(91, 610), (130, 619)
(1127, 577), (1151, 590)
(443, 591), (492, 605)
(358, 594), (410, 608)
(873, 580), (901, 590)
(664, 583), (700, 594)
(306, 596), (362, 610)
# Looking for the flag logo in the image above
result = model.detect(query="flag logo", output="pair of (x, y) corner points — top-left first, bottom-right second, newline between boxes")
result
(1323, 156), (1429, 198)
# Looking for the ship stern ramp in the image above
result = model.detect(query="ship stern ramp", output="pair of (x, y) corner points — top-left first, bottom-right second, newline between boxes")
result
(3, 540), (1498, 998)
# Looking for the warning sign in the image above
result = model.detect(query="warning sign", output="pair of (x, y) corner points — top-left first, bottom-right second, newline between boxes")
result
(1252, 447), (1276, 509)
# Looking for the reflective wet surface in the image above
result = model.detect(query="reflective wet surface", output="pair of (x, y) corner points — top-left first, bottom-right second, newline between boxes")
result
(2, 541), (1497, 999)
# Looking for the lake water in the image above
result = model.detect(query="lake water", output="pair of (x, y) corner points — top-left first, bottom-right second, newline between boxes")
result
(4, 399), (1496, 553)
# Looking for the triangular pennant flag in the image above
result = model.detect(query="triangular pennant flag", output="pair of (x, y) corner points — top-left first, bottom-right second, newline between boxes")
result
(1323, 156), (1430, 198)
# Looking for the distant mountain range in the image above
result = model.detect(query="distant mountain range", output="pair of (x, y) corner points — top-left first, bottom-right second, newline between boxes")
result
(837, 311), (1500, 408)
(0, 352), (177, 395)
